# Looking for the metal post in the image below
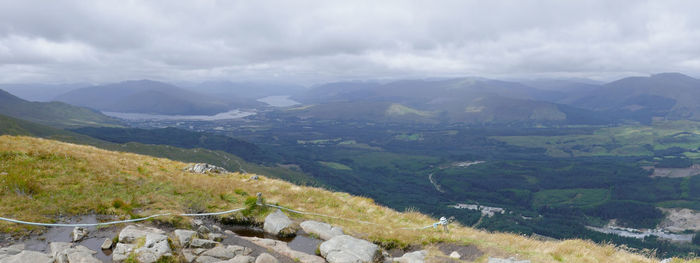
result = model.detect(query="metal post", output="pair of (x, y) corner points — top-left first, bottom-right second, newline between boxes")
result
(256, 192), (263, 206)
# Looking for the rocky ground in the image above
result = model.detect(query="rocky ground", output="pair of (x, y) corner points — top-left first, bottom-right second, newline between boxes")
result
(0, 209), (529, 263)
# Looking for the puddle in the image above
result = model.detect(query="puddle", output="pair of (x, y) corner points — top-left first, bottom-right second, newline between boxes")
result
(224, 225), (322, 255)
(22, 215), (117, 262)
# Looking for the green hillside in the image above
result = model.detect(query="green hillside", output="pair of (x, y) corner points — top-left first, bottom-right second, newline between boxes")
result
(0, 89), (122, 128)
(0, 114), (317, 186)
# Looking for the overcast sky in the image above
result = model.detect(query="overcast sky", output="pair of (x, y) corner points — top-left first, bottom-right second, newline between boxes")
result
(1, 0), (700, 84)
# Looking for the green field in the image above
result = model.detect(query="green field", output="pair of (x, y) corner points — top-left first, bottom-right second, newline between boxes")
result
(318, 161), (352, 170)
(493, 121), (700, 159)
(532, 188), (610, 209)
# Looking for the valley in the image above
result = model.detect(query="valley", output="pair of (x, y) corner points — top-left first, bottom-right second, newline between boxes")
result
(2, 73), (700, 260)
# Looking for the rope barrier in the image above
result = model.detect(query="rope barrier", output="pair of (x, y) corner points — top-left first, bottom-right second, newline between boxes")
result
(0, 208), (245, 227)
(0, 192), (451, 231)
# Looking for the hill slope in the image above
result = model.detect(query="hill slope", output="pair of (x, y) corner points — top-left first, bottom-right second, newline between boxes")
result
(0, 89), (122, 128)
(55, 80), (232, 115)
(290, 78), (608, 125)
(572, 73), (700, 123)
(0, 114), (315, 185)
(0, 135), (669, 262)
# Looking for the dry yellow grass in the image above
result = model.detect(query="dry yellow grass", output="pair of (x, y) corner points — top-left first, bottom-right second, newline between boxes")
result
(0, 135), (696, 262)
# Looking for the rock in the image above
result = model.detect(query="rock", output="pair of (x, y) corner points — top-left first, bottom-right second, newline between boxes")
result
(101, 238), (114, 250)
(211, 225), (222, 233)
(263, 209), (296, 236)
(394, 250), (427, 263)
(0, 244), (23, 259)
(320, 235), (381, 263)
(50, 242), (73, 259)
(66, 251), (101, 263)
(50, 242), (97, 263)
(243, 237), (325, 263)
(255, 253), (279, 263)
(112, 243), (135, 262)
(300, 220), (344, 240)
(175, 229), (197, 246)
(0, 250), (52, 263)
(197, 225), (211, 235)
(660, 259), (673, 263)
(488, 257), (531, 263)
(208, 233), (224, 242)
(224, 230), (235, 235)
(192, 219), (204, 227)
(185, 163), (228, 174)
(118, 225), (165, 244)
(195, 256), (221, 263)
(133, 233), (173, 263)
(200, 245), (250, 260)
(189, 238), (219, 249)
(224, 255), (256, 263)
(182, 250), (197, 263)
(71, 227), (88, 242)
(449, 251), (460, 259)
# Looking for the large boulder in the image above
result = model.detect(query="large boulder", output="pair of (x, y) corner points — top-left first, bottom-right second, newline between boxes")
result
(118, 225), (166, 244)
(185, 163), (228, 174)
(320, 235), (381, 263)
(50, 242), (99, 263)
(113, 225), (172, 263)
(243, 237), (325, 263)
(0, 250), (52, 263)
(263, 209), (297, 236)
(300, 220), (344, 240)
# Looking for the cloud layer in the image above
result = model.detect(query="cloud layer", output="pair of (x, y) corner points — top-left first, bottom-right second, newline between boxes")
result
(1, 0), (700, 84)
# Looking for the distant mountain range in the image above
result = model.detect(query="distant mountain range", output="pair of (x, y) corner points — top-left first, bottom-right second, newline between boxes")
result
(288, 73), (700, 125)
(4, 72), (699, 124)
(54, 80), (243, 115)
(0, 89), (122, 128)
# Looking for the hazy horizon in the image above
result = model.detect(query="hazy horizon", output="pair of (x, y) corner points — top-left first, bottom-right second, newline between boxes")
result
(2, 1), (700, 85)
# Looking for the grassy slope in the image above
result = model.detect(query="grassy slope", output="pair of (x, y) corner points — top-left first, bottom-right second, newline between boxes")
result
(0, 136), (690, 263)
(0, 89), (122, 129)
(0, 114), (317, 186)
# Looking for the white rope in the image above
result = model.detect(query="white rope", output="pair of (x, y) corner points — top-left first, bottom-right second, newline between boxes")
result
(0, 208), (245, 227)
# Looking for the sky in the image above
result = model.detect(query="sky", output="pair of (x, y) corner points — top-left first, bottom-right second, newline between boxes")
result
(1, 0), (700, 84)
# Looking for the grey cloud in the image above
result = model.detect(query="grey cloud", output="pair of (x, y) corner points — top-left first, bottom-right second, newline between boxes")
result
(1, 0), (700, 84)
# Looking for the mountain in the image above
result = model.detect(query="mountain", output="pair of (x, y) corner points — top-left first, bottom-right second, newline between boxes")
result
(54, 80), (234, 115)
(571, 73), (700, 123)
(0, 83), (88, 102)
(0, 135), (664, 262)
(289, 78), (608, 125)
(0, 89), (122, 128)
(186, 81), (307, 99)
